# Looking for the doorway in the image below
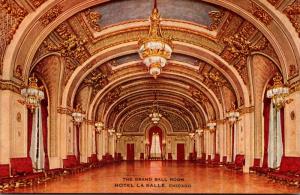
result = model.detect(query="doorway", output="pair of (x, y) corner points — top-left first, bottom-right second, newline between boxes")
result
(127, 144), (135, 161)
(177, 144), (185, 161)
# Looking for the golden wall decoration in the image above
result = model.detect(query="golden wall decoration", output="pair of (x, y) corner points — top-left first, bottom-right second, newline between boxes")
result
(0, 0), (28, 75)
(28, 0), (47, 8)
(84, 9), (102, 32)
(284, 2), (300, 37)
(208, 10), (226, 31)
(39, 4), (63, 26)
(249, 2), (273, 25)
(0, 79), (21, 94)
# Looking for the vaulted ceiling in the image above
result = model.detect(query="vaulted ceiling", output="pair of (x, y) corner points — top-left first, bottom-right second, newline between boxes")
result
(1, 0), (300, 134)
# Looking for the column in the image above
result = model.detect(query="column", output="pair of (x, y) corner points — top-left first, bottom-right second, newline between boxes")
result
(242, 111), (254, 173)
(217, 121), (225, 158)
(210, 130), (215, 158)
(195, 134), (200, 158)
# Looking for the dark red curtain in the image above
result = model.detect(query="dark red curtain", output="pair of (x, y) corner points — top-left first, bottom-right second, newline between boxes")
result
(27, 109), (33, 157)
(148, 126), (163, 157)
(95, 131), (98, 155)
(262, 98), (271, 168)
(280, 108), (285, 156)
(231, 124), (235, 162)
(41, 100), (50, 170)
(76, 125), (80, 162)
(214, 131), (216, 155)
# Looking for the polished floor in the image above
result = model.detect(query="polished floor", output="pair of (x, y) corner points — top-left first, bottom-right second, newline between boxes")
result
(8, 161), (300, 194)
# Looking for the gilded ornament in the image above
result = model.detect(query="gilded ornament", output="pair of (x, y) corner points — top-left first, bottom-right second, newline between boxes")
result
(29, 0), (46, 8)
(284, 3), (300, 37)
(84, 9), (102, 32)
(208, 10), (225, 31)
(103, 86), (122, 104)
(249, 2), (272, 25)
(0, 79), (21, 93)
(40, 5), (63, 26)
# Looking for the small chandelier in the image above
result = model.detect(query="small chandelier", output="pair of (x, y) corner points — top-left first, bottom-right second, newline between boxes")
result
(95, 121), (104, 133)
(72, 104), (85, 125)
(20, 74), (44, 112)
(207, 121), (217, 132)
(138, 0), (173, 79)
(149, 91), (162, 124)
(189, 132), (195, 139)
(267, 73), (290, 110)
(227, 111), (240, 123)
(196, 129), (204, 136)
(116, 132), (122, 139)
(108, 129), (115, 136)
(149, 110), (162, 124)
(226, 102), (239, 123)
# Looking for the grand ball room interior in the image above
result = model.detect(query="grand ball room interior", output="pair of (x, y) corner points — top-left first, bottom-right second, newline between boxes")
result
(1, 0), (300, 194)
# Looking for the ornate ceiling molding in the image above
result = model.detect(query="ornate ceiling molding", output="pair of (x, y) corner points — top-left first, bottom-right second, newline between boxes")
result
(283, 1), (300, 37)
(39, 4), (63, 26)
(0, 79), (21, 94)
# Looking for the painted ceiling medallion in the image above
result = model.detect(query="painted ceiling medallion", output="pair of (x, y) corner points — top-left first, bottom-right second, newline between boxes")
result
(138, 0), (173, 79)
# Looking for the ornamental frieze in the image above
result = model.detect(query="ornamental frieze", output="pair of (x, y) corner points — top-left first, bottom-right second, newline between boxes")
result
(81, 65), (111, 100)
(39, 4), (63, 26)
(0, 0), (28, 75)
(249, 2), (273, 25)
(28, 0), (47, 9)
(208, 10), (226, 31)
(284, 2), (300, 37)
(57, 107), (73, 115)
(0, 79), (21, 94)
(84, 9), (102, 32)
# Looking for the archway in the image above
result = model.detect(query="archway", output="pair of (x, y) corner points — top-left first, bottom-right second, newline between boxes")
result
(148, 126), (164, 160)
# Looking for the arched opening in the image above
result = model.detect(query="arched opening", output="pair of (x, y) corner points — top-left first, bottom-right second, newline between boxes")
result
(262, 77), (285, 169)
(27, 76), (49, 170)
(148, 126), (163, 160)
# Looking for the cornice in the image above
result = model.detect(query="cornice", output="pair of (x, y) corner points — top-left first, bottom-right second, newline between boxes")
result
(0, 79), (21, 94)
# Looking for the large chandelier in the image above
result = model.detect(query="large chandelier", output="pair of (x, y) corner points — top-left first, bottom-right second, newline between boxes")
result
(267, 73), (290, 110)
(138, 0), (173, 79)
(20, 74), (44, 112)
(72, 104), (85, 125)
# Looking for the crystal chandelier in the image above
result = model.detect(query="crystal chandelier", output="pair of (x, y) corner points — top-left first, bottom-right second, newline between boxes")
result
(20, 74), (45, 112)
(95, 121), (104, 133)
(149, 110), (162, 124)
(108, 129), (115, 136)
(189, 133), (195, 139)
(116, 132), (122, 139)
(149, 91), (162, 124)
(138, 0), (173, 79)
(267, 73), (290, 110)
(227, 111), (240, 123)
(226, 102), (239, 123)
(207, 121), (217, 132)
(196, 129), (204, 136)
(72, 104), (85, 125)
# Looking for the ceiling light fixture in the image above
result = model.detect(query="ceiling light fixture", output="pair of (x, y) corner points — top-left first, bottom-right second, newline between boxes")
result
(138, 0), (173, 79)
